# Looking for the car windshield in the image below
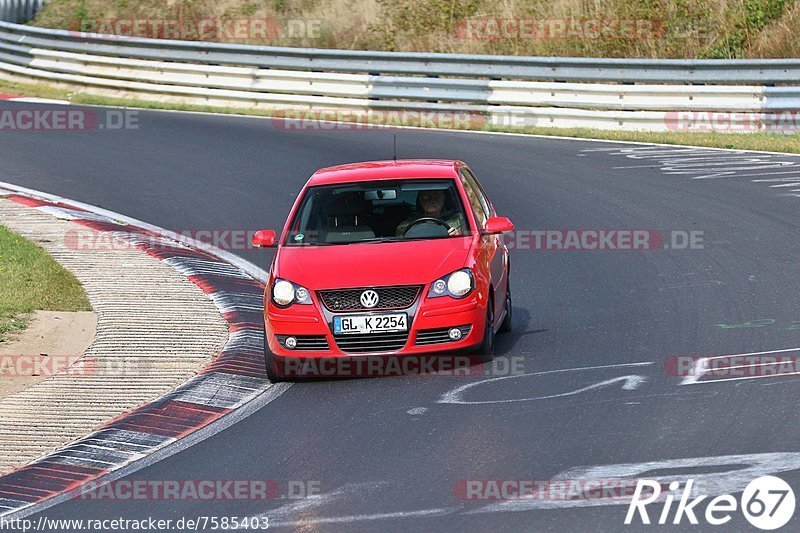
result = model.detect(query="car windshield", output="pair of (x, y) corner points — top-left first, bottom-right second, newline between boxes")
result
(285, 180), (471, 245)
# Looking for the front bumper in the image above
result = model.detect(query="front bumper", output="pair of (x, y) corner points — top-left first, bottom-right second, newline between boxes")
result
(264, 290), (485, 358)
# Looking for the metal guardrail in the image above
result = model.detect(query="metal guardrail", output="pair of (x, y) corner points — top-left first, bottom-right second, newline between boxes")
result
(2, 21), (800, 84)
(0, 14), (798, 132)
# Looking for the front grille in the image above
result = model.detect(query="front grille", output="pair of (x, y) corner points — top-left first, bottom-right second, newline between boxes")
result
(333, 331), (409, 354)
(319, 285), (421, 312)
(415, 325), (472, 346)
(276, 335), (330, 351)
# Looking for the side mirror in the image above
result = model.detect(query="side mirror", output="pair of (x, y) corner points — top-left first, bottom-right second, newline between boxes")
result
(252, 229), (277, 247)
(484, 216), (514, 235)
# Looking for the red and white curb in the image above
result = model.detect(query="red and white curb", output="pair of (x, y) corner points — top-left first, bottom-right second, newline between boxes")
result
(0, 94), (70, 105)
(0, 181), (283, 517)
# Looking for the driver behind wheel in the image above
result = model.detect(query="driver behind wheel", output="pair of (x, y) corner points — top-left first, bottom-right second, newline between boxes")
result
(395, 189), (464, 237)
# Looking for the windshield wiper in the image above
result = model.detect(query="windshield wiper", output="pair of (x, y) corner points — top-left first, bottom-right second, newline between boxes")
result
(293, 239), (390, 246)
(348, 237), (400, 244)
(351, 236), (454, 244)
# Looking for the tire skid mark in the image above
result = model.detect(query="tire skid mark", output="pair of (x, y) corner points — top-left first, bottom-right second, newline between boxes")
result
(583, 145), (800, 195)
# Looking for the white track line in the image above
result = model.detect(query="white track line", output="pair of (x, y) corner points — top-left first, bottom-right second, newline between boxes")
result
(701, 347), (800, 361)
(439, 362), (654, 405)
(681, 347), (800, 385)
(686, 371), (800, 385)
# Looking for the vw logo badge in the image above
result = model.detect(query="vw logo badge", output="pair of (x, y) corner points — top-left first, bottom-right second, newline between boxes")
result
(360, 290), (379, 308)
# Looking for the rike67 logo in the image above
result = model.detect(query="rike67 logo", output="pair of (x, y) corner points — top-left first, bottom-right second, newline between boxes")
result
(626, 476), (795, 530)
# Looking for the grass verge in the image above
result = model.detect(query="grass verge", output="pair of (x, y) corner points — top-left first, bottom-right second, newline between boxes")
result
(28, 0), (800, 59)
(2, 77), (800, 154)
(0, 223), (92, 343)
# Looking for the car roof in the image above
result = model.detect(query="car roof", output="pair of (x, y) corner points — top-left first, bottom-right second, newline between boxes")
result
(307, 160), (462, 187)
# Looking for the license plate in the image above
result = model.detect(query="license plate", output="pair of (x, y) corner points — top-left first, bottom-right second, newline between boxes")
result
(334, 314), (408, 335)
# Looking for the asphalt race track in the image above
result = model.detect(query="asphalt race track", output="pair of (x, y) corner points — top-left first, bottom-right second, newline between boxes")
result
(3, 101), (800, 531)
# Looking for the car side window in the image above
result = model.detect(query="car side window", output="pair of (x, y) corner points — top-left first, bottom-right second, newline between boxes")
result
(460, 169), (489, 227)
(463, 168), (492, 217)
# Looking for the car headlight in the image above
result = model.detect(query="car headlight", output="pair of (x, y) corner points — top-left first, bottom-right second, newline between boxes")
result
(428, 269), (474, 299)
(271, 278), (312, 307)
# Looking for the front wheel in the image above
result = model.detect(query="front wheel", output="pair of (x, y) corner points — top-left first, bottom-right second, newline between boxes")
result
(474, 302), (495, 363)
(263, 330), (283, 382)
(499, 277), (512, 333)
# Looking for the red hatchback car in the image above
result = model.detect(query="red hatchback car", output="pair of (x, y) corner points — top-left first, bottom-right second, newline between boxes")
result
(252, 160), (514, 380)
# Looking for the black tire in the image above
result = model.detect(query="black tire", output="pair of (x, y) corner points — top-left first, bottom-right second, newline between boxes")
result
(263, 329), (283, 382)
(474, 300), (495, 363)
(499, 276), (512, 333)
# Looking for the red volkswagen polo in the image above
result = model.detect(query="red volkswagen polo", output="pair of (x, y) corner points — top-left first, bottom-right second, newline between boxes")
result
(252, 160), (514, 380)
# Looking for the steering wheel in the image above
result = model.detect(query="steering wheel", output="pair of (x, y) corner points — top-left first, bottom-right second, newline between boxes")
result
(403, 217), (451, 236)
